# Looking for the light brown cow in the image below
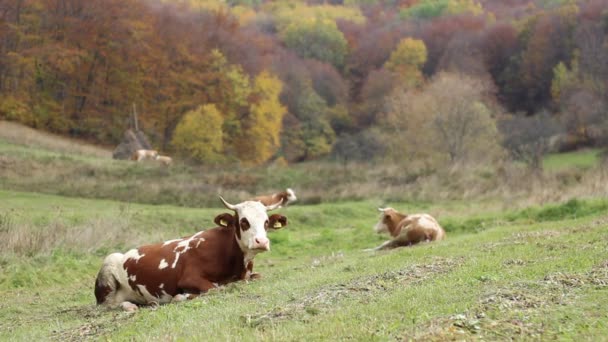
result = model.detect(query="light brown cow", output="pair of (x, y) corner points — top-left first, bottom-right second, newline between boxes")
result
(131, 149), (158, 162)
(367, 207), (446, 251)
(155, 155), (172, 166)
(94, 197), (288, 311)
(252, 188), (297, 208)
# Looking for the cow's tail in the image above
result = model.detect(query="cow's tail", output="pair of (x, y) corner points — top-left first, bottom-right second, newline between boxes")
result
(94, 253), (123, 305)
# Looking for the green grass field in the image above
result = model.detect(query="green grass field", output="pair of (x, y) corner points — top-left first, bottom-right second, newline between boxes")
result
(1, 122), (608, 341)
(1, 190), (607, 341)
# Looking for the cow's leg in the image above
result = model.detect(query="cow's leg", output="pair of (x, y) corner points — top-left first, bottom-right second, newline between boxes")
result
(176, 275), (217, 298)
(365, 239), (404, 251)
(243, 261), (262, 280)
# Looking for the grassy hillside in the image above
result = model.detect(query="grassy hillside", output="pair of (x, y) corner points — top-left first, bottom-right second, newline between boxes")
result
(1, 190), (607, 341)
(2, 120), (608, 210)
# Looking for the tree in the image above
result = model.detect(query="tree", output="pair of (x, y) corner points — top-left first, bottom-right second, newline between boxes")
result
(281, 19), (348, 69)
(383, 72), (503, 167)
(235, 71), (286, 165)
(499, 111), (563, 172)
(171, 105), (225, 163)
(384, 37), (427, 88)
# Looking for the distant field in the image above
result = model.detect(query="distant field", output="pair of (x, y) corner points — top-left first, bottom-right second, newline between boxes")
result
(1, 190), (607, 340)
(543, 149), (602, 171)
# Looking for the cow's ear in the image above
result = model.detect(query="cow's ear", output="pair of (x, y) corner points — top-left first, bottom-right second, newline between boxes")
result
(214, 213), (234, 228)
(268, 214), (287, 230)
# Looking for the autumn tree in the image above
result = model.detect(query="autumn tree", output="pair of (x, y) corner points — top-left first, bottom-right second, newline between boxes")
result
(234, 71), (286, 165)
(171, 104), (225, 163)
(383, 72), (503, 167)
(384, 37), (427, 88)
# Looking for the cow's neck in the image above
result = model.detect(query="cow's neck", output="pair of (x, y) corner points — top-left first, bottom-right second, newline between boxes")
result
(389, 214), (408, 237)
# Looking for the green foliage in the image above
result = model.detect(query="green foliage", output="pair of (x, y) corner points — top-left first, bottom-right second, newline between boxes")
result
(171, 105), (225, 163)
(281, 19), (349, 69)
(400, 0), (483, 19)
(510, 199), (608, 222)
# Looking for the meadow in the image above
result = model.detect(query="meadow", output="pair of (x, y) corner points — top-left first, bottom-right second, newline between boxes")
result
(1, 122), (608, 340)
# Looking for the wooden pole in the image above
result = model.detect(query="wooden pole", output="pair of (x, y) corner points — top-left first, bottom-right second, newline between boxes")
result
(132, 103), (139, 131)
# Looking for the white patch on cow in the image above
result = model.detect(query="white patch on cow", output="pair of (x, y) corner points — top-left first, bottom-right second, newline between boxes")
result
(159, 283), (164, 289)
(124, 249), (145, 263)
(158, 259), (169, 270)
(136, 284), (158, 303)
(129, 274), (137, 283)
(169, 233), (205, 269)
(417, 215), (438, 230)
(163, 238), (182, 246)
(212, 282), (219, 288)
(172, 294), (191, 302)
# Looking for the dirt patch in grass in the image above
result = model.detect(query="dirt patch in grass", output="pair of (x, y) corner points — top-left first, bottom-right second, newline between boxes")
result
(243, 257), (465, 328)
(51, 305), (131, 342)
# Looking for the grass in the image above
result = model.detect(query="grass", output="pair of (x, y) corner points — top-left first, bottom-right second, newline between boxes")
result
(1, 190), (608, 341)
(543, 148), (601, 171)
(2, 121), (608, 340)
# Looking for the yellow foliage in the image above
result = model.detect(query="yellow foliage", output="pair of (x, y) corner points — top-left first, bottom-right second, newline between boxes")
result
(171, 104), (225, 163)
(385, 38), (427, 88)
(266, 2), (366, 33)
(235, 71), (286, 165)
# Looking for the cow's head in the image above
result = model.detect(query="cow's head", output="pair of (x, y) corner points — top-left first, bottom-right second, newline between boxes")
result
(285, 188), (297, 205)
(215, 196), (287, 253)
(374, 207), (406, 235)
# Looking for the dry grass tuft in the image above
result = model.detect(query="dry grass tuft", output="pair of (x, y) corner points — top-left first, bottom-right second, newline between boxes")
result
(0, 210), (144, 256)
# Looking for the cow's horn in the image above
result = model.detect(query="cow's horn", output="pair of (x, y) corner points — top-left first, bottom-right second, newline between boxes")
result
(377, 207), (386, 212)
(219, 196), (237, 210)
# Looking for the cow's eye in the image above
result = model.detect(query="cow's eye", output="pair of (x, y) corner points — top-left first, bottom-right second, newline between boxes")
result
(264, 220), (269, 230)
(240, 218), (250, 231)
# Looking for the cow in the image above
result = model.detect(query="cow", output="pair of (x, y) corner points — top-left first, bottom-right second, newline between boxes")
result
(155, 155), (172, 166)
(131, 149), (158, 162)
(252, 188), (297, 208)
(94, 197), (288, 311)
(366, 207), (446, 251)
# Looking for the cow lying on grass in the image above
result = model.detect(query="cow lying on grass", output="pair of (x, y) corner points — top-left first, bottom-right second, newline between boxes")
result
(155, 155), (172, 166)
(94, 197), (288, 311)
(253, 188), (297, 208)
(131, 149), (158, 162)
(366, 207), (446, 251)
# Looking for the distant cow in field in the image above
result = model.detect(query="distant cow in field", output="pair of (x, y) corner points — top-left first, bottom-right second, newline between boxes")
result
(94, 197), (288, 311)
(366, 208), (446, 251)
(155, 155), (172, 166)
(131, 149), (158, 162)
(253, 188), (297, 208)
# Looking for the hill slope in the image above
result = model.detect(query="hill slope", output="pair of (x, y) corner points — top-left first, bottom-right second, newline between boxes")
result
(0, 190), (607, 340)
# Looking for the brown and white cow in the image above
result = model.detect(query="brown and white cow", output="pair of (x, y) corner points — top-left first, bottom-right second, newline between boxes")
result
(131, 149), (159, 162)
(252, 188), (297, 208)
(367, 207), (446, 251)
(94, 197), (287, 311)
(155, 155), (172, 166)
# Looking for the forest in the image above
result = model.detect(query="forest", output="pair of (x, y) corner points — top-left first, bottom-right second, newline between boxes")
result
(1, 0), (607, 167)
